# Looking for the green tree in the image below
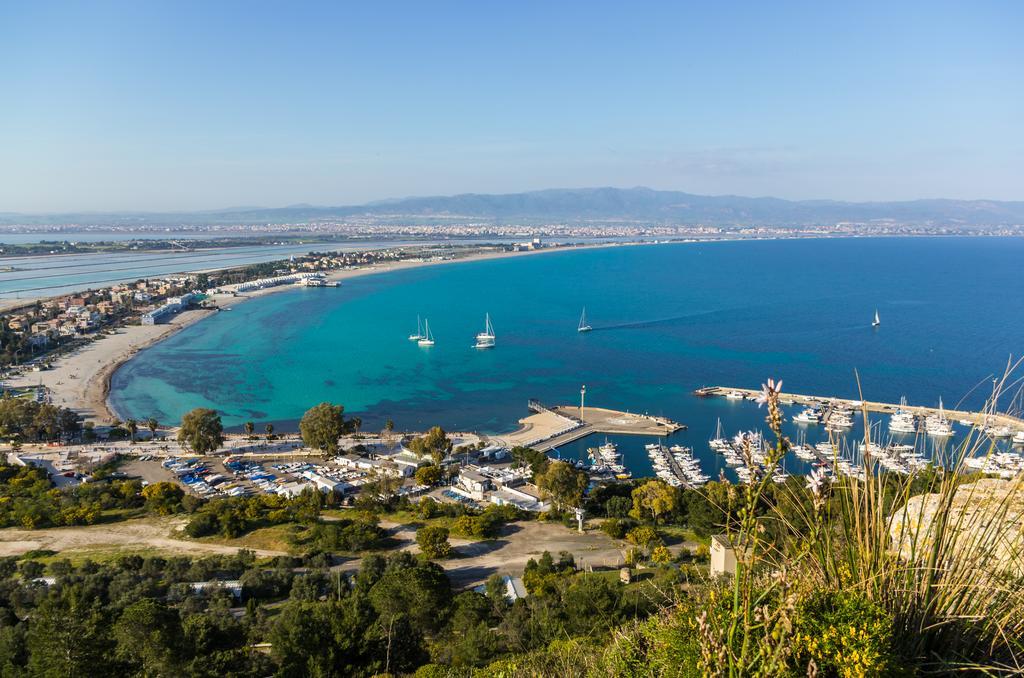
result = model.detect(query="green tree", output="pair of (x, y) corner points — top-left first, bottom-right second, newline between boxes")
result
(368, 554), (452, 634)
(125, 418), (138, 442)
(414, 464), (443, 487)
(416, 526), (451, 559)
(146, 417), (159, 438)
(141, 482), (185, 516)
(630, 479), (676, 525)
(264, 422), (274, 439)
(177, 408), (224, 454)
(535, 460), (587, 510)
(113, 598), (184, 676)
(605, 495), (632, 518)
(510, 445), (550, 477)
(26, 592), (112, 678)
(243, 421), (255, 438)
(408, 426), (452, 464)
(299, 402), (354, 454)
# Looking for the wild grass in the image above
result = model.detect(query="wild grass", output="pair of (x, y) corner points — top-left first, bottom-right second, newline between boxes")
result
(700, 367), (1024, 675)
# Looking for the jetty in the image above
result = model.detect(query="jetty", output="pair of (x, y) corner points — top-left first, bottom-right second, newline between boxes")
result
(494, 400), (684, 452)
(694, 386), (1024, 432)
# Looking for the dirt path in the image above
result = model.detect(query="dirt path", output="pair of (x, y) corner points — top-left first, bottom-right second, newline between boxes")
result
(1, 515), (645, 589)
(0, 517), (288, 559)
(373, 519), (628, 588)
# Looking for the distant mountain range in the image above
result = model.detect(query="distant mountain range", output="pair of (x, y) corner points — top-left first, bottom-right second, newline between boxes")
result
(3, 187), (1024, 228)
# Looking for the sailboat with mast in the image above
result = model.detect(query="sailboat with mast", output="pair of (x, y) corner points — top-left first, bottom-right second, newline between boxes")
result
(872, 309), (880, 327)
(417, 319), (435, 347)
(923, 397), (953, 437)
(474, 313), (496, 349)
(408, 315), (425, 341)
(577, 307), (592, 333)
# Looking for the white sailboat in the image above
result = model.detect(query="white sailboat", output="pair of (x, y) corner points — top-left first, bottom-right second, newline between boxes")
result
(923, 397), (953, 437)
(578, 307), (592, 333)
(408, 315), (425, 341)
(474, 313), (496, 349)
(872, 309), (880, 327)
(417, 319), (435, 346)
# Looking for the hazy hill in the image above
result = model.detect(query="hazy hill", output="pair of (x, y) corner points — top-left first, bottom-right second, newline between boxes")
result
(3, 187), (1024, 227)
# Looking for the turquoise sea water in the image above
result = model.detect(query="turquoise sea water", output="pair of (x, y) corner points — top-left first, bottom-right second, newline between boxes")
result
(110, 238), (1024, 478)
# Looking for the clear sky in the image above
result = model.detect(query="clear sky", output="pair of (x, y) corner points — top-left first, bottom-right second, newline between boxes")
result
(1, 1), (1021, 212)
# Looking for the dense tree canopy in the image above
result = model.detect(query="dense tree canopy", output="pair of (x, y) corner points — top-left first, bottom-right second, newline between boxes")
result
(0, 397), (81, 442)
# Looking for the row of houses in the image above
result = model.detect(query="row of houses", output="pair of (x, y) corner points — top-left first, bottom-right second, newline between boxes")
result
(4, 276), (198, 349)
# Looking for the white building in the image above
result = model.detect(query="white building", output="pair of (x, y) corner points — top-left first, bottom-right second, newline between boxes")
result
(457, 468), (492, 500)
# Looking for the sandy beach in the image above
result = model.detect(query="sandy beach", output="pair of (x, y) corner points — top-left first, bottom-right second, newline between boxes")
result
(11, 242), (634, 424)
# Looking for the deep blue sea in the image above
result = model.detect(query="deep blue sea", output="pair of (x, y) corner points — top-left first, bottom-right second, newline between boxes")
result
(110, 237), (1024, 478)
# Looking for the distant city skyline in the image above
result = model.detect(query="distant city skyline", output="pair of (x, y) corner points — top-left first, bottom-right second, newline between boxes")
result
(1, 1), (1021, 212)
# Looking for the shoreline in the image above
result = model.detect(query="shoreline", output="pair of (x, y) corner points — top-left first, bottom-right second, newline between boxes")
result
(21, 241), (637, 424)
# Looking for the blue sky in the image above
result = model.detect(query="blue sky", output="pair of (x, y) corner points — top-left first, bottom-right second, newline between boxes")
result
(1, 1), (1021, 211)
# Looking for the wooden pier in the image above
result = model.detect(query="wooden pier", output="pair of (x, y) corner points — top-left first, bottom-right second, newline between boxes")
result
(695, 386), (1024, 431)
(495, 402), (684, 452)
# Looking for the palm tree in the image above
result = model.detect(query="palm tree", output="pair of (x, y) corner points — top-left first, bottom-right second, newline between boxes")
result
(146, 417), (159, 439)
(125, 418), (138, 443)
(244, 421), (255, 439)
(265, 423), (274, 440)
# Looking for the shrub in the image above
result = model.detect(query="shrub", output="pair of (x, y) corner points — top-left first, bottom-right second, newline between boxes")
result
(601, 517), (632, 539)
(184, 512), (217, 538)
(416, 526), (451, 559)
(790, 590), (901, 676)
(625, 526), (661, 550)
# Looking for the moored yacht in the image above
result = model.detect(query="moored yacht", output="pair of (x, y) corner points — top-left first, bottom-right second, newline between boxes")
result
(408, 315), (425, 341)
(889, 397), (916, 434)
(923, 399), (953, 437)
(792, 407), (819, 424)
(417, 319), (435, 347)
(709, 418), (729, 451)
(474, 313), (496, 349)
(985, 425), (1012, 439)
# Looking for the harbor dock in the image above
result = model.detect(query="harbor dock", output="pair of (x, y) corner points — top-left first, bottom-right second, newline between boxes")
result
(494, 401), (684, 452)
(695, 386), (1024, 431)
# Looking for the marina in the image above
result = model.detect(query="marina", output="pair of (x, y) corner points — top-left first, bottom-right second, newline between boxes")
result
(695, 386), (1024, 434)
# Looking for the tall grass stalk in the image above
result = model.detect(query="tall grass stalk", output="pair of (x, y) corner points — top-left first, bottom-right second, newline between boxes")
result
(702, 369), (1024, 674)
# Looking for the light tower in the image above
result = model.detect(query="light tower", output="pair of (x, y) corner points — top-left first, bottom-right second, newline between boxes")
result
(579, 384), (586, 417)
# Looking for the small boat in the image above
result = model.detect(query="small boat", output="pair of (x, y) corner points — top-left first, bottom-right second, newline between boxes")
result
(792, 407), (819, 425)
(725, 390), (744, 400)
(474, 313), (496, 349)
(408, 315), (425, 341)
(985, 425), (1013, 439)
(1013, 431), (1024, 445)
(708, 418), (729, 451)
(872, 309), (880, 328)
(577, 307), (592, 333)
(417, 319), (435, 347)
